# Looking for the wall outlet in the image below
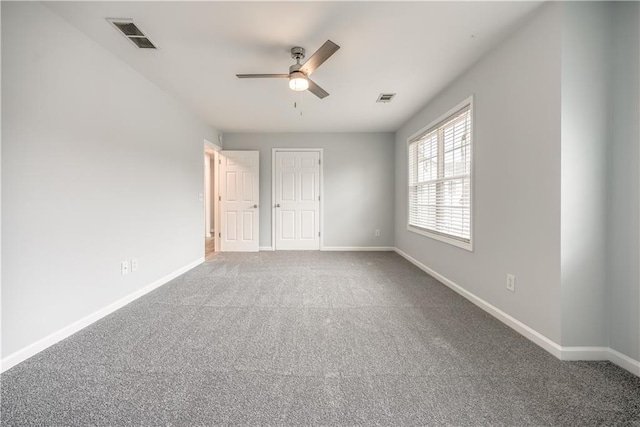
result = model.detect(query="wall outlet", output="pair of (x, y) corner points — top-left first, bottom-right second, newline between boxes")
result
(121, 261), (130, 275)
(131, 259), (138, 272)
(375, 229), (381, 237)
(506, 274), (515, 292)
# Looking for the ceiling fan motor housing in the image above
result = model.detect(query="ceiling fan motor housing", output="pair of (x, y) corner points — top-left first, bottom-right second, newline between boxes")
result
(291, 46), (306, 62)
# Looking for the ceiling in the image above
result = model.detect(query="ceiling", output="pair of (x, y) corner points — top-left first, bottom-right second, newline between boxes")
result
(46, 1), (543, 133)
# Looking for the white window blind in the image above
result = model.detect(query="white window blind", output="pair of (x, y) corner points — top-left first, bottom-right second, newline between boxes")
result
(408, 103), (472, 246)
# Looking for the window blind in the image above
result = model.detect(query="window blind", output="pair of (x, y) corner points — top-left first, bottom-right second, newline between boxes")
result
(408, 104), (471, 244)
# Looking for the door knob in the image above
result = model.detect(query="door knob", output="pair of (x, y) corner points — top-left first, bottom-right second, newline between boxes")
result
(253, 204), (258, 208)
(276, 204), (281, 208)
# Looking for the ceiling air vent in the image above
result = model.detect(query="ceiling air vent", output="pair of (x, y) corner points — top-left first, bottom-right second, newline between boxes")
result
(376, 93), (396, 103)
(107, 19), (157, 49)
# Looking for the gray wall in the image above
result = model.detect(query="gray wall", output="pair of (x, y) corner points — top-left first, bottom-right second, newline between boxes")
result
(559, 2), (611, 348)
(394, 0), (640, 362)
(394, 3), (563, 343)
(608, 2), (640, 360)
(1, 2), (217, 358)
(223, 133), (395, 249)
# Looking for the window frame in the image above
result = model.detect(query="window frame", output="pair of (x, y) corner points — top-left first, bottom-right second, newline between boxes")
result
(406, 95), (474, 251)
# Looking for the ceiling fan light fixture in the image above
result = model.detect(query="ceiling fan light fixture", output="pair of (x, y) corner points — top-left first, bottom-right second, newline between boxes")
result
(289, 72), (309, 92)
(236, 40), (339, 99)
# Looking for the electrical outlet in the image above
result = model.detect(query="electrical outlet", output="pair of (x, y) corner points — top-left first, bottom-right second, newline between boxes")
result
(131, 259), (138, 272)
(375, 229), (381, 237)
(506, 274), (515, 292)
(121, 261), (130, 275)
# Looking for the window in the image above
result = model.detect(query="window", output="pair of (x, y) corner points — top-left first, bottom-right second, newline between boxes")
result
(408, 98), (472, 250)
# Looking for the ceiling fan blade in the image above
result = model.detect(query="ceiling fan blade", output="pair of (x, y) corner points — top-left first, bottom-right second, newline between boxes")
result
(307, 78), (329, 99)
(300, 40), (340, 76)
(236, 74), (289, 79)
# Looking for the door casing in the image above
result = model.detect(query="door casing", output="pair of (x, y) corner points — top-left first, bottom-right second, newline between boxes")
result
(204, 139), (221, 253)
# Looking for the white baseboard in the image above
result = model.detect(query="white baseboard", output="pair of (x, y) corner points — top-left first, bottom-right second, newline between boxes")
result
(0, 257), (204, 373)
(560, 346), (640, 375)
(559, 346), (610, 361)
(322, 246), (395, 251)
(394, 247), (640, 377)
(607, 348), (640, 376)
(261, 246), (394, 252)
(394, 248), (563, 358)
(4, 249), (639, 378)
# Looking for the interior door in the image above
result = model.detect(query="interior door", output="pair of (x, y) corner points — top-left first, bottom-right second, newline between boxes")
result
(220, 150), (259, 252)
(274, 151), (320, 250)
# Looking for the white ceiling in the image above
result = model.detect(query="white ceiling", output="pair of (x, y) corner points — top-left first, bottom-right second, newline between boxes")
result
(46, 1), (542, 133)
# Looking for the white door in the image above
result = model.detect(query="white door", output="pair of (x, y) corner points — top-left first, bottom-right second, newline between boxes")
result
(274, 151), (320, 250)
(220, 151), (259, 252)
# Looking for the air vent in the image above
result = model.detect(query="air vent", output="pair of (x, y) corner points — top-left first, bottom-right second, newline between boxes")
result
(113, 22), (144, 37)
(107, 19), (157, 49)
(376, 93), (396, 103)
(129, 37), (156, 49)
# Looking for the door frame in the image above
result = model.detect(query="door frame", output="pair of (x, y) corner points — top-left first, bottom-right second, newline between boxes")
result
(271, 148), (324, 251)
(204, 139), (222, 253)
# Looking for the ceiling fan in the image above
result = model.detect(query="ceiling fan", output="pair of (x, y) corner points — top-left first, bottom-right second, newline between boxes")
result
(236, 40), (340, 99)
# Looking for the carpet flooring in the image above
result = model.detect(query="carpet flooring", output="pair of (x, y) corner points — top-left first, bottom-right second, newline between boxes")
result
(2, 251), (639, 426)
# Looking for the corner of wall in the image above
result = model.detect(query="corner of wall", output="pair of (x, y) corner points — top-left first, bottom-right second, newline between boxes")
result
(559, 0), (611, 348)
(606, 1), (640, 362)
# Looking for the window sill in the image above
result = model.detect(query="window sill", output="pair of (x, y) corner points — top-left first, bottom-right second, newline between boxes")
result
(407, 225), (473, 252)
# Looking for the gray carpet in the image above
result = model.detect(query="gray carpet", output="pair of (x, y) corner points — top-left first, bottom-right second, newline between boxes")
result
(2, 251), (639, 426)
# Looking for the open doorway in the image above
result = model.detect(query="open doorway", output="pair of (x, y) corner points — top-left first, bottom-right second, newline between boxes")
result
(204, 139), (221, 259)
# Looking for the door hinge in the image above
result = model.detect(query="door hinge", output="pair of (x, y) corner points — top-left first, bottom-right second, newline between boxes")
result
(318, 231), (321, 237)
(219, 159), (221, 165)
(319, 159), (321, 165)
(219, 232), (221, 238)
(318, 196), (320, 201)
(219, 196), (221, 201)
